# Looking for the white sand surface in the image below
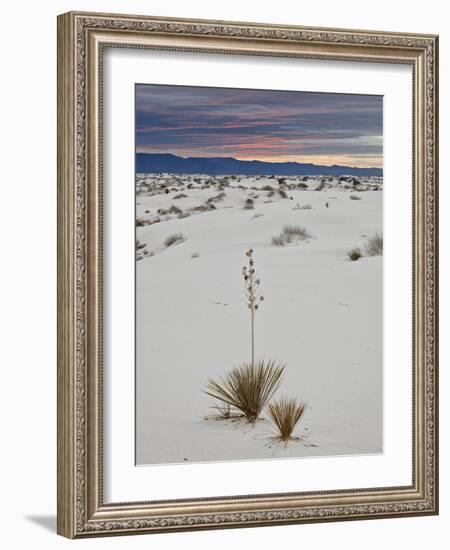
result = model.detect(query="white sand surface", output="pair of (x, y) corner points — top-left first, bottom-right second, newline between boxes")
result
(136, 174), (383, 465)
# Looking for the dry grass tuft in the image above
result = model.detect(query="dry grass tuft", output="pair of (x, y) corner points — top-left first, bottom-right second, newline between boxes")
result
(271, 225), (312, 246)
(164, 233), (185, 247)
(204, 360), (285, 423)
(267, 397), (308, 444)
(365, 233), (383, 256)
(282, 225), (312, 241)
(272, 234), (286, 247)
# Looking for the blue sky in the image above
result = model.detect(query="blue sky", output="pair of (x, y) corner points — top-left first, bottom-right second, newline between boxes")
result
(136, 84), (383, 168)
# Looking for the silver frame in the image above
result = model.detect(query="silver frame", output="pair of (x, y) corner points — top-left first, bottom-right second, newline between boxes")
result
(57, 11), (439, 538)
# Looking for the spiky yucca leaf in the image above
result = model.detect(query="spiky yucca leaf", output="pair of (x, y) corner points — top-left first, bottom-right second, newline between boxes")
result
(267, 397), (308, 442)
(205, 360), (285, 423)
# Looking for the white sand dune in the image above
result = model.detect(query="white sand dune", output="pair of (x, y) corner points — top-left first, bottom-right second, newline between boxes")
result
(136, 174), (383, 465)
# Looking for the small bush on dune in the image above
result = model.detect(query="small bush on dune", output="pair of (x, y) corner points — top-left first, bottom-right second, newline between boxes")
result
(271, 225), (312, 247)
(136, 240), (153, 261)
(173, 193), (188, 199)
(365, 233), (383, 256)
(350, 194), (362, 200)
(168, 205), (183, 215)
(204, 360), (285, 423)
(267, 397), (308, 444)
(347, 248), (362, 261)
(282, 225), (312, 241)
(136, 218), (150, 227)
(206, 192), (226, 204)
(272, 234), (286, 247)
(244, 198), (255, 210)
(164, 233), (185, 247)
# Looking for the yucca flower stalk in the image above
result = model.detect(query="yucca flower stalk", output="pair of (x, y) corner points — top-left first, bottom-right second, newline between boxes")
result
(242, 249), (264, 367)
(204, 249), (285, 424)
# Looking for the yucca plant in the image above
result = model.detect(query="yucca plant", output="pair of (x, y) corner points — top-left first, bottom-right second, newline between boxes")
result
(267, 397), (308, 445)
(205, 360), (285, 423)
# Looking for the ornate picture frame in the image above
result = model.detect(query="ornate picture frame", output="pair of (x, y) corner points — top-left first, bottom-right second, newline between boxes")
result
(57, 11), (438, 538)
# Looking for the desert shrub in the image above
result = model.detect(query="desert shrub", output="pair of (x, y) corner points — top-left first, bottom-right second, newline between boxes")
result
(350, 194), (362, 200)
(272, 234), (286, 247)
(271, 225), (312, 246)
(136, 218), (150, 227)
(191, 203), (216, 212)
(168, 205), (182, 214)
(244, 198), (255, 210)
(136, 241), (153, 261)
(204, 360), (285, 423)
(252, 212), (264, 220)
(347, 248), (362, 261)
(282, 225), (312, 242)
(278, 189), (288, 199)
(164, 233), (185, 247)
(206, 192), (226, 204)
(191, 252), (199, 259)
(173, 193), (188, 199)
(267, 397), (308, 443)
(365, 233), (383, 256)
(262, 185), (274, 192)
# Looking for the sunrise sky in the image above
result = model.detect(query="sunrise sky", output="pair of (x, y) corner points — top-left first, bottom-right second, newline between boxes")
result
(135, 84), (383, 168)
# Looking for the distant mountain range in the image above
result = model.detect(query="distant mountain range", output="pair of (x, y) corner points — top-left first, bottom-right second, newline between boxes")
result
(136, 153), (383, 177)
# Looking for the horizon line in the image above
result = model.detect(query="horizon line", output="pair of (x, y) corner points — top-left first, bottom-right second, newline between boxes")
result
(136, 151), (383, 171)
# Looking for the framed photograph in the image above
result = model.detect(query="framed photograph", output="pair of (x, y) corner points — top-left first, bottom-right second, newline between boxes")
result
(57, 11), (439, 538)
